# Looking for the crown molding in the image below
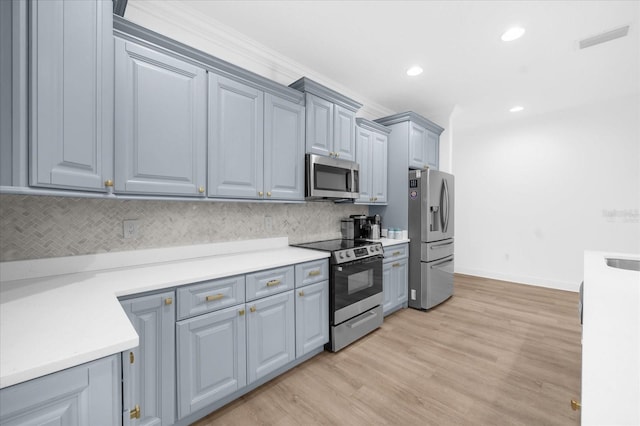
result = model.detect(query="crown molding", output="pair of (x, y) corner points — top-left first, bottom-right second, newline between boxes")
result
(355, 118), (391, 134)
(375, 111), (445, 134)
(125, 1), (395, 119)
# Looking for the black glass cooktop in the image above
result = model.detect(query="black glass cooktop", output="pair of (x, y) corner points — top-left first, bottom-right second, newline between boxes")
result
(291, 239), (373, 252)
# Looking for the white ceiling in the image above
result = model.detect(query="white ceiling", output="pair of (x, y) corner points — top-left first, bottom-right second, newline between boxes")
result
(129, 0), (640, 130)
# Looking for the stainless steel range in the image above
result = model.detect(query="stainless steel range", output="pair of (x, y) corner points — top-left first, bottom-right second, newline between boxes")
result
(292, 239), (384, 352)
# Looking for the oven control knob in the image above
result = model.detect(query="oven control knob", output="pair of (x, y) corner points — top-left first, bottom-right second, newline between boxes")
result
(346, 251), (351, 257)
(339, 252), (345, 259)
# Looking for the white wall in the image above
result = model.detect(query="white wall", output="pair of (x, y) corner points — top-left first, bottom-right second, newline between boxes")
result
(453, 94), (640, 291)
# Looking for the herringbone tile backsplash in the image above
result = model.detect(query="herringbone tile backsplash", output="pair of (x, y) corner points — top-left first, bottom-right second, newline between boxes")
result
(0, 194), (368, 262)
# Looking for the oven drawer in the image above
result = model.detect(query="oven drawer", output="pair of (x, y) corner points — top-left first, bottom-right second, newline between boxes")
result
(177, 275), (245, 320)
(330, 305), (383, 352)
(383, 244), (408, 261)
(422, 239), (454, 262)
(246, 266), (294, 301)
(295, 259), (329, 288)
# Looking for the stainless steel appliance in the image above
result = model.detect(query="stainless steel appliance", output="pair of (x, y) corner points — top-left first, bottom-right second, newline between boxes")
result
(291, 239), (384, 351)
(305, 153), (359, 200)
(408, 169), (455, 310)
(340, 218), (354, 239)
(350, 214), (368, 239)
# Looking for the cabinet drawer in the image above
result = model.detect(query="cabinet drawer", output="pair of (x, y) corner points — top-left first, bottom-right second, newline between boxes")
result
(295, 259), (329, 288)
(246, 266), (294, 301)
(177, 275), (245, 320)
(383, 244), (408, 261)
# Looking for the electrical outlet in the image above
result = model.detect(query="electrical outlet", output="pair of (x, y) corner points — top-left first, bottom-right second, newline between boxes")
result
(123, 220), (139, 239)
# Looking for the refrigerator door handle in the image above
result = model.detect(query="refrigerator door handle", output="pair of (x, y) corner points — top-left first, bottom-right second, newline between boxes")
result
(442, 179), (450, 233)
(430, 258), (454, 269)
(430, 241), (454, 249)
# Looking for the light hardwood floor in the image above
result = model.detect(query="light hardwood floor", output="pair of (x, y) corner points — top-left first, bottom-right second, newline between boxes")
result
(193, 274), (582, 425)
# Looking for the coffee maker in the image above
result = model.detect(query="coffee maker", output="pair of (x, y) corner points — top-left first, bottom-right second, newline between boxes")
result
(346, 214), (381, 240)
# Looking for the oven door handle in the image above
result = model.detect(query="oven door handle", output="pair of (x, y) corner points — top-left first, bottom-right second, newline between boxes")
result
(347, 310), (378, 329)
(348, 255), (383, 266)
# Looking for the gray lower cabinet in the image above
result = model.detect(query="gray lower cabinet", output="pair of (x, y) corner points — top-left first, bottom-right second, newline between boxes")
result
(120, 291), (176, 426)
(114, 38), (207, 196)
(295, 280), (329, 357)
(0, 355), (120, 425)
(176, 304), (246, 419)
(246, 290), (295, 384)
(382, 244), (409, 316)
(355, 118), (389, 205)
(29, 0), (114, 192)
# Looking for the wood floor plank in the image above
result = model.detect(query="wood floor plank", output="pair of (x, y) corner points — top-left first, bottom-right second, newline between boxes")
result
(193, 274), (582, 425)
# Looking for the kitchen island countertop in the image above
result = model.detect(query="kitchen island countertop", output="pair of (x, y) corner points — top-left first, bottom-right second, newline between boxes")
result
(0, 237), (329, 389)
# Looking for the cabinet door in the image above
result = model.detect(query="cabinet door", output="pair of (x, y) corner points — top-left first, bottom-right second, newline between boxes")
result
(355, 126), (372, 204)
(408, 122), (427, 170)
(121, 291), (176, 426)
(209, 74), (264, 198)
(426, 130), (439, 170)
(264, 93), (305, 200)
(295, 280), (329, 358)
(176, 304), (246, 419)
(114, 39), (206, 196)
(392, 258), (409, 307)
(0, 356), (120, 426)
(370, 132), (388, 204)
(30, 0), (113, 192)
(333, 104), (356, 161)
(382, 261), (394, 315)
(305, 93), (333, 157)
(247, 291), (295, 384)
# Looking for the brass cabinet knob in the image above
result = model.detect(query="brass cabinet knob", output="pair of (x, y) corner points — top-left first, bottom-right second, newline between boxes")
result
(571, 400), (581, 411)
(267, 191), (272, 197)
(250, 306), (256, 313)
(299, 290), (305, 297)
(238, 309), (245, 316)
(198, 186), (205, 193)
(335, 152), (340, 158)
(104, 179), (114, 187)
(258, 191), (264, 196)
(164, 297), (173, 305)
(130, 404), (141, 419)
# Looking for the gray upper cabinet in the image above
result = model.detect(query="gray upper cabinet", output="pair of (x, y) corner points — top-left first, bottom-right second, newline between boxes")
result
(290, 77), (361, 161)
(355, 118), (389, 205)
(29, 0), (114, 192)
(264, 93), (305, 200)
(375, 111), (443, 171)
(121, 291), (176, 426)
(0, 355), (120, 425)
(114, 38), (207, 196)
(208, 74), (264, 199)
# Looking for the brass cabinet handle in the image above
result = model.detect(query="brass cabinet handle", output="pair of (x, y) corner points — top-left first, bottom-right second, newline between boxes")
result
(258, 191), (264, 196)
(266, 279), (281, 287)
(335, 152), (340, 158)
(308, 270), (321, 277)
(164, 297), (173, 305)
(571, 400), (581, 411)
(130, 404), (141, 419)
(206, 294), (224, 302)
(239, 309), (245, 316)
(129, 351), (134, 364)
(250, 306), (256, 313)
(299, 290), (305, 297)
(198, 186), (205, 193)
(267, 191), (272, 197)
(104, 179), (114, 187)
(374, 197), (377, 201)
(392, 251), (401, 256)
(392, 262), (401, 267)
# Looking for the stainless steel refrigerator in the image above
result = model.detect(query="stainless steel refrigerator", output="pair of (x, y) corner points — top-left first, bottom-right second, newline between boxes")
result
(408, 169), (455, 310)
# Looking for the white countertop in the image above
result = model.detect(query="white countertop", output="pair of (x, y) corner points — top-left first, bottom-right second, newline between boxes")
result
(581, 251), (640, 425)
(0, 237), (328, 389)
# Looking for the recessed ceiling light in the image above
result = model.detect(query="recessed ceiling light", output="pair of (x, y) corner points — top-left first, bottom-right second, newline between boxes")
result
(406, 66), (423, 76)
(509, 106), (524, 112)
(501, 27), (525, 42)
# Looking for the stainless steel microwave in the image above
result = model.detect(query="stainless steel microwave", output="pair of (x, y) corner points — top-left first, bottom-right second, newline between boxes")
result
(305, 153), (359, 200)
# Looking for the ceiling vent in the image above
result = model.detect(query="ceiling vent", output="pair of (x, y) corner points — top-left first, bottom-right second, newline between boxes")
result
(579, 25), (630, 49)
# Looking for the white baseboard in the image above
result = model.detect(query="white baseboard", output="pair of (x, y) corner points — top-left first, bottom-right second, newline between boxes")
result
(455, 267), (580, 292)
